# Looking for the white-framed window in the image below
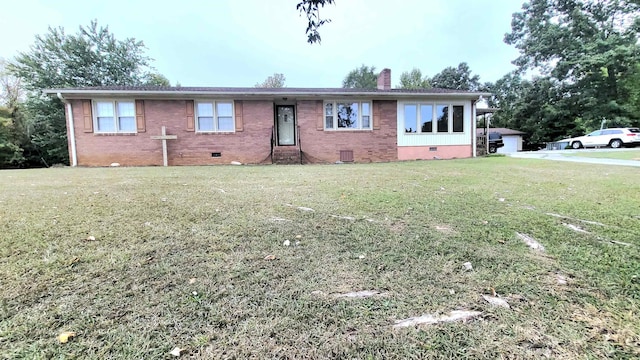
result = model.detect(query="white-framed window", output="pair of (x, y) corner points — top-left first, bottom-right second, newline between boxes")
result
(94, 100), (136, 133)
(324, 101), (372, 130)
(404, 103), (465, 134)
(196, 101), (235, 132)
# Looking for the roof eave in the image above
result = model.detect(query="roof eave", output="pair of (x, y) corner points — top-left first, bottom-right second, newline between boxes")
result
(43, 89), (492, 99)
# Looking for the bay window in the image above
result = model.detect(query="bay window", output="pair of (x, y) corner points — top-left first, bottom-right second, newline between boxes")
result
(404, 103), (465, 134)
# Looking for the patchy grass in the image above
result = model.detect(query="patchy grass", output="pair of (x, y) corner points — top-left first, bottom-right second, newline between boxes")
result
(564, 148), (640, 161)
(1, 158), (639, 359)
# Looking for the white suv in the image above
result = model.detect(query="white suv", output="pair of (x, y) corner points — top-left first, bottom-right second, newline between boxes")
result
(564, 128), (640, 149)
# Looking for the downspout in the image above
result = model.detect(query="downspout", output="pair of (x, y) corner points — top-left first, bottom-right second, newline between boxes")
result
(471, 99), (477, 158)
(57, 93), (77, 167)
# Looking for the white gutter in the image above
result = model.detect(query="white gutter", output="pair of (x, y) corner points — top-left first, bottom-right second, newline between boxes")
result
(57, 92), (77, 167)
(44, 89), (493, 99)
(472, 99), (477, 158)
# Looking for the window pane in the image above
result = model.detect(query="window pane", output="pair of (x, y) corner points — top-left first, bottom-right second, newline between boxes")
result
(325, 116), (333, 129)
(337, 102), (358, 128)
(325, 103), (333, 116)
(97, 117), (114, 131)
(436, 105), (448, 132)
(118, 116), (136, 131)
(117, 102), (135, 117)
(197, 103), (213, 116)
(404, 104), (417, 133)
(420, 105), (433, 133)
(362, 102), (370, 115)
(217, 116), (234, 131)
(198, 117), (214, 131)
(96, 101), (114, 117)
(452, 105), (464, 132)
(362, 115), (370, 128)
(217, 102), (233, 117)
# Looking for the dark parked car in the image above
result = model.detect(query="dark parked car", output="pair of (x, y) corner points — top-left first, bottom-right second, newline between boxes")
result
(488, 132), (504, 153)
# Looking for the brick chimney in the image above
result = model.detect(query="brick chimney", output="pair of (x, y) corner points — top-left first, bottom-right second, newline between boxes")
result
(377, 68), (391, 90)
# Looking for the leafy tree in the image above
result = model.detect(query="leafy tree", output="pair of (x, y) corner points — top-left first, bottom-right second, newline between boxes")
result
(144, 73), (171, 86)
(488, 74), (584, 145)
(505, 0), (640, 129)
(398, 68), (430, 89)
(0, 58), (23, 107)
(255, 73), (286, 88)
(296, 0), (335, 44)
(342, 65), (377, 89)
(0, 59), (31, 167)
(9, 20), (164, 166)
(430, 62), (481, 90)
(0, 106), (24, 167)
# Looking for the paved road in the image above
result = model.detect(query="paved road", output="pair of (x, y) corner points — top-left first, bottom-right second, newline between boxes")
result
(508, 149), (640, 167)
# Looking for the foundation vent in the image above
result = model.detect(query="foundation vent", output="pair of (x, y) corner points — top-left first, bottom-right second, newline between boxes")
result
(340, 150), (354, 162)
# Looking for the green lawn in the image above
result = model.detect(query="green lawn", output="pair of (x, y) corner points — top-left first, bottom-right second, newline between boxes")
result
(564, 148), (640, 161)
(1, 158), (639, 359)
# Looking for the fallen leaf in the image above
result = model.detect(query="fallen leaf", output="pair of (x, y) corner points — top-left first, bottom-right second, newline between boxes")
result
(169, 347), (184, 357)
(264, 254), (276, 261)
(283, 240), (290, 247)
(295, 234), (302, 239)
(462, 262), (473, 271)
(67, 257), (79, 266)
(58, 331), (76, 343)
(189, 278), (196, 284)
(85, 235), (96, 241)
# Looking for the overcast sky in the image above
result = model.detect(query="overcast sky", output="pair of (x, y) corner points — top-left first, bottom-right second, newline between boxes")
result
(0, 0), (525, 88)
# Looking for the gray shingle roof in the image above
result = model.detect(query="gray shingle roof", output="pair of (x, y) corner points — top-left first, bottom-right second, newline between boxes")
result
(45, 86), (492, 100)
(47, 86), (483, 94)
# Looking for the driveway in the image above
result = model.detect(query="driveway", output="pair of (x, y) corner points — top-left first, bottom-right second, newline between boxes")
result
(508, 149), (640, 167)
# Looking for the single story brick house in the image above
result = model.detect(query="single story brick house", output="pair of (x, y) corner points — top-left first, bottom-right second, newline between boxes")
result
(45, 69), (490, 166)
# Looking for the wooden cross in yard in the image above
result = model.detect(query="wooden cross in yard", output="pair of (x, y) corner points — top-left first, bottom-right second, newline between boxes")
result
(150, 126), (177, 167)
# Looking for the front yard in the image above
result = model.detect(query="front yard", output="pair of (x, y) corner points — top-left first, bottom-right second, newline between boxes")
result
(1, 158), (638, 359)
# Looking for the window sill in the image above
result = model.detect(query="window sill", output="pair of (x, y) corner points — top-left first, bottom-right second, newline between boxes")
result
(93, 132), (138, 136)
(195, 131), (236, 135)
(324, 129), (373, 133)
(403, 132), (465, 135)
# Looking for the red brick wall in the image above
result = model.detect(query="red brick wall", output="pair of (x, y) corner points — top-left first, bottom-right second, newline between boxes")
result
(69, 99), (273, 166)
(68, 98), (398, 166)
(296, 100), (397, 163)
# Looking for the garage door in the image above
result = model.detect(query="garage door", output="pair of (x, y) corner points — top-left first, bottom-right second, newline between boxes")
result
(497, 136), (519, 154)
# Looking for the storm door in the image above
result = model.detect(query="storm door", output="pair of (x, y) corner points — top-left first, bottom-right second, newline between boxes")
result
(276, 105), (295, 145)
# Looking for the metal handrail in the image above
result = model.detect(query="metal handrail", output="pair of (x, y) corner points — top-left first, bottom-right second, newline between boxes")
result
(296, 125), (301, 164)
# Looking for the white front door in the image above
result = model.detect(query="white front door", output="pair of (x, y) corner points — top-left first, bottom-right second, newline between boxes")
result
(277, 106), (295, 146)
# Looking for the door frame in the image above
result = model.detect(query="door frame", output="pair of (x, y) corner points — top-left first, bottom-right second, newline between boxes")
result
(275, 105), (296, 146)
